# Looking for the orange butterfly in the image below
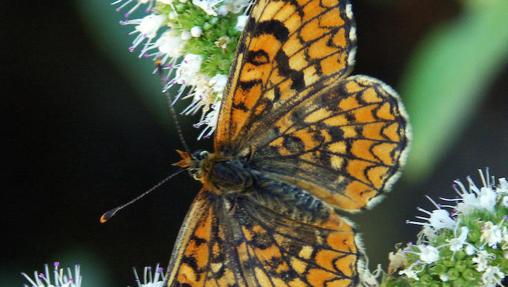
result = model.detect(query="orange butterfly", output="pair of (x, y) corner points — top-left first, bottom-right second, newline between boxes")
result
(167, 0), (410, 286)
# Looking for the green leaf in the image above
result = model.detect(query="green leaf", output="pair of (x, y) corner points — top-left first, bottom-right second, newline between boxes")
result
(401, 0), (508, 181)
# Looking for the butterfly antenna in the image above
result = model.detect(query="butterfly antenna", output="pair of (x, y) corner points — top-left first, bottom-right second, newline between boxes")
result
(155, 60), (191, 154)
(99, 169), (184, 223)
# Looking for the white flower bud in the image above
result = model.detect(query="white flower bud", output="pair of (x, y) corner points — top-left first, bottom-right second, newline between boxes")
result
(168, 12), (178, 20)
(439, 274), (449, 282)
(209, 74), (228, 94)
(156, 31), (184, 58)
(175, 54), (203, 85)
(223, 0), (251, 14)
(481, 221), (503, 248)
(236, 15), (249, 31)
(482, 266), (505, 286)
(448, 226), (469, 252)
(479, 187), (497, 212)
(136, 14), (165, 39)
(473, 250), (493, 272)
(465, 244), (476, 255)
(499, 178), (508, 193)
(418, 245), (439, 264)
(191, 26), (203, 37)
(399, 266), (419, 280)
(181, 31), (192, 40)
(193, 0), (218, 16)
(217, 5), (229, 16)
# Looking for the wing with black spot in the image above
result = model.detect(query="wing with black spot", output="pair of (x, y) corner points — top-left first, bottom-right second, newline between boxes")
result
(215, 0), (357, 152)
(250, 76), (410, 211)
(166, 183), (363, 287)
(227, 190), (361, 287)
(166, 190), (247, 287)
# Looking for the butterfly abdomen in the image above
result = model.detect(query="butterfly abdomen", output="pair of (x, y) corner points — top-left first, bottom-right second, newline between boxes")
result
(247, 177), (332, 223)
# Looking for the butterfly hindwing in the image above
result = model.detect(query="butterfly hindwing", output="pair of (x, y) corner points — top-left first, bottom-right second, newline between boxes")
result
(215, 0), (357, 151)
(166, 183), (362, 287)
(167, 190), (247, 287)
(250, 76), (410, 211)
(230, 192), (360, 287)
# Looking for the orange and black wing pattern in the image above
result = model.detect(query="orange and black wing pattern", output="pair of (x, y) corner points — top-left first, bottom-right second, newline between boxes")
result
(251, 76), (409, 212)
(210, 0), (408, 212)
(166, 0), (409, 286)
(229, 194), (361, 287)
(166, 190), (247, 287)
(215, 0), (357, 151)
(166, 185), (363, 287)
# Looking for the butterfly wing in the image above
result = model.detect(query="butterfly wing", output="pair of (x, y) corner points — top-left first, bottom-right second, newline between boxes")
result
(166, 185), (362, 287)
(230, 196), (361, 287)
(166, 190), (248, 287)
(215, 0), (357, 152)
(169, 0), (407, 285)
(250, 76), (410, 211)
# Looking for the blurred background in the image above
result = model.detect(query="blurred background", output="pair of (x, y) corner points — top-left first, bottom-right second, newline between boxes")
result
(3, 0), (507, 285)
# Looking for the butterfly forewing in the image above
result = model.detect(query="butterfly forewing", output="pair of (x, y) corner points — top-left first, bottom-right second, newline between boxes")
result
(215, 0), (356, 152)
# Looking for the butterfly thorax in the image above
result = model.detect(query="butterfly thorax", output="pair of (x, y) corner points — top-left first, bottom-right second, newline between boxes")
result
(175, 150), (254, 195)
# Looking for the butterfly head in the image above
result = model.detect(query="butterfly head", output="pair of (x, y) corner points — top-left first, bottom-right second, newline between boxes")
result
(174, 149), (211, 181)
(174, 149), (254, 194)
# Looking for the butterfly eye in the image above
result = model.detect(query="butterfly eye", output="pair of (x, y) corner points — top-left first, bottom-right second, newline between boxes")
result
(192, 150), (209, 161)
(199, 151), (209, 159)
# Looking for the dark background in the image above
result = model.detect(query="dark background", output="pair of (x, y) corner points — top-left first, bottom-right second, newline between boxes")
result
(3, 0), (507, 286)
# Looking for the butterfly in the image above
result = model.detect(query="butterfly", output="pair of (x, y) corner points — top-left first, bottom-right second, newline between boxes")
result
(167, 0), (410, 286)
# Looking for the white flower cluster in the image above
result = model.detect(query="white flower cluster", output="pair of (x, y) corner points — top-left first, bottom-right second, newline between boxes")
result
(113, 0), (253, 139)
(133, 264), (167, 287)
(392, 170), (508, 286)
(21, 263), (168, 287)
(22, 262), (82, 287)
(192, 0), (253, 16)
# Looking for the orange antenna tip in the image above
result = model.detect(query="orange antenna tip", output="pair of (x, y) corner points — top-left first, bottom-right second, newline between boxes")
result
(98, 169), (184, 225)
(99, 208), (118, 224)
